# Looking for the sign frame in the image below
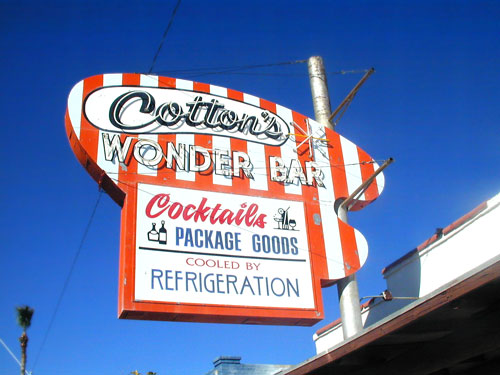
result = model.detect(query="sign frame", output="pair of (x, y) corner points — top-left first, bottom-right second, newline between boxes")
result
(65, 73), (384, 326)
(118, 182), (325, 325)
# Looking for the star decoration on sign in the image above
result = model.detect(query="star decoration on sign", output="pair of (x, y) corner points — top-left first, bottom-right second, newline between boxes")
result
(289, 119), (329, 159)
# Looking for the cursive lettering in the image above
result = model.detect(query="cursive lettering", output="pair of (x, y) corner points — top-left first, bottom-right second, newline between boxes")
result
(109, 91), (288, 142)
(145, 193), (267, 229)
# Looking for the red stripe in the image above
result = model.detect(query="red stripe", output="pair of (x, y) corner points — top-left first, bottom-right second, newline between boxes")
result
(230, 138), (250, 193)
(292, 112), (329, 282)
(192, 79), (213, 191)
(157, 77), (177, 187)
(337, 218), (360, 275)
(122, 73), (141, 86)
(119, 74), (141, 186)
(193, 81), (210, 93)
(260, 99), (285, 197)
(194, 82), (226, 190)
(177, 82), (210, 190)
(194, 134), (213, 190)
(227, 88), (243, 101)
(357, 147), (379, 201)
(328, 131), (349, 200)
(158, 76), (176, 88)
(260, 98), (275, 113)
(193, 82), (211, 191)
(227, 88), (249, 193)
(326, 129), (360, 276)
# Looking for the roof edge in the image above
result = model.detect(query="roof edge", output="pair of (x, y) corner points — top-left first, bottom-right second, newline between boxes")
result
(286, 255), (500, 375)
(381, 200), (489, 275)
(315, 298), (376, 337)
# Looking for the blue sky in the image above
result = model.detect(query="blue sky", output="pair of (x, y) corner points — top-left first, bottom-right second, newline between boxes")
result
(1, 1), (499, 374)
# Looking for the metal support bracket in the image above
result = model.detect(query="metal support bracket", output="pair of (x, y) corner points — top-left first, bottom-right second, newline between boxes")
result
(339, 157), (394, 212)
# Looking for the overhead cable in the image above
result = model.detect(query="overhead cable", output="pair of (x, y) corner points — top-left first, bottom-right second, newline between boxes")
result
(153, 62), (368, 78)
(148, 0), (182, 74)
(154, 59), (307, 77)
(0, 337), (31, 374)
(32, 190), (103, 371)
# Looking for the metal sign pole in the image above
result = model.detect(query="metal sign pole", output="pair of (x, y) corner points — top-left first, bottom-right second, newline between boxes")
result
(308, 56), (363, 339)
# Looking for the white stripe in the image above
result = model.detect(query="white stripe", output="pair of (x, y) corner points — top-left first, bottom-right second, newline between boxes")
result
(243, 93), (268, 191)
(247, 142), (268, 191)
(374, 161), (385, 196)
(97, 74), (123, 180)
(354, 229), (369, 268)
(137, 75), (159, 176)
(175, 79), (193, 91)
(243, 93), (260, 107)
(68, 80), (84, 139)
(103, 73), (123, 87)
(309, 119), (345, 279)
(210, 84), (227, 97)
(212, 136), (232, 186)
(340, 136), (365, 201)
(136, 134), (159, 176)
(140, 74), (159, 87)
(176, 134), (195, 181)
(208, 85), (231, 185)
(174, 78), (195, 180)
(276, 105), (302, 195)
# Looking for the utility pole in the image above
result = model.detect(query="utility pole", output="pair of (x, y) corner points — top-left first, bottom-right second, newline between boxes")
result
(308, 56), (363, 339)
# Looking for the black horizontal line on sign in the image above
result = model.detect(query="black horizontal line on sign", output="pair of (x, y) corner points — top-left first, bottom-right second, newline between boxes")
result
(138, 246), (307, 262)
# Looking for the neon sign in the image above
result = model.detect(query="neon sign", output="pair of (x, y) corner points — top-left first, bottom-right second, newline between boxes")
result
(65, 73), (385, 325)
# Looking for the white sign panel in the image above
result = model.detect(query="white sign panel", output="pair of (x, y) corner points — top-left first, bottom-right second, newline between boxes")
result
(134, 183), (315, 309)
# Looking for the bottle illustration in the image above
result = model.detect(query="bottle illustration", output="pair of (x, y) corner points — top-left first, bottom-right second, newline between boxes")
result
(159, 220), (167, 245)
(147, 223), (159, 242)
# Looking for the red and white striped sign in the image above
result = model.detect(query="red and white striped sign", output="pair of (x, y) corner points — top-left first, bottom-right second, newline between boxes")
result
(65, 73), (384, 325)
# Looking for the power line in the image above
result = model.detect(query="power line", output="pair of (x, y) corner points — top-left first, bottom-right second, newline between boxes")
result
(153, 62), (368, 78)
(148, 0), (182, 74)
(0, 337), (31, 374)
(181, 69), (369, 77)
(154, 59), (307, 77)
(330, 69), (370, 75)
(155, 59), (307, 74)
(32, 190), (103, 371)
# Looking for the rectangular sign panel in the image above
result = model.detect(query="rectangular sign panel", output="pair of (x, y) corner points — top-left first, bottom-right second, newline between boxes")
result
(134, 184), (315, 309)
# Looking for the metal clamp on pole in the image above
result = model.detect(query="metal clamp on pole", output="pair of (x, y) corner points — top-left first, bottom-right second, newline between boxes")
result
(361, 290), (419, 302)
